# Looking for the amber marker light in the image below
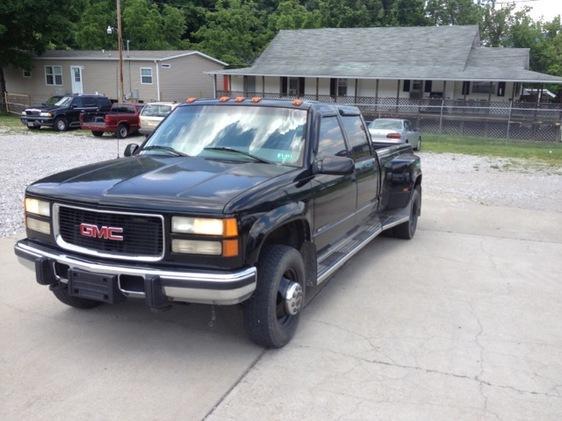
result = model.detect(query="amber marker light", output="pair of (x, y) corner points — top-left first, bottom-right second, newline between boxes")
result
(235, 96), (246, 103)
(251, 96), (262, 103)
(219, 96), (230, 102)
(222, 239), (239, 257)
(292, 98), (303, 106)
(223, 218), (239, 237)
(186, 97), (198, 103)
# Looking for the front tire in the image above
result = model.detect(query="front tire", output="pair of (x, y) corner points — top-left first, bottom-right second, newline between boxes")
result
(244, 245), (305, 348)
(115, 123), (129, 139)
(415, 137), (422, 151)
(54, 117), (68, 132)
(51, 284), (103, 309)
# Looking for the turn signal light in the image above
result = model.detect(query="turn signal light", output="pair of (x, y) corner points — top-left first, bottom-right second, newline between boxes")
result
(222, 239), (239, 257)
(223, 218), (238, 237)
(386, 132), (402, 139)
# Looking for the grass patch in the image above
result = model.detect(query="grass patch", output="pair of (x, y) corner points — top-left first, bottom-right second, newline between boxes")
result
(0, 113), (24, 130)
(423, 134), (562, 166)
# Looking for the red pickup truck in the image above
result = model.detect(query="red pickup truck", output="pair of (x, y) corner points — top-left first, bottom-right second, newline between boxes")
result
(80, 103), (143, 138)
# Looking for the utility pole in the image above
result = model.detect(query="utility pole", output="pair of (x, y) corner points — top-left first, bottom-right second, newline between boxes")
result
(116, 0), (125, 102)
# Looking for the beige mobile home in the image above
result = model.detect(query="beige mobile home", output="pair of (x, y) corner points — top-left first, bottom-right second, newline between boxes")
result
(4, 50), (226, 105)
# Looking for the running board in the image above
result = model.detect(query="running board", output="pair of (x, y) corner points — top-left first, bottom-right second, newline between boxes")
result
(316, 215), (409, 285)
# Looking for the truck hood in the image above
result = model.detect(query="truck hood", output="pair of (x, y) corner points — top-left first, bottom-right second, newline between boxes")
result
(27, 155), (297, 213)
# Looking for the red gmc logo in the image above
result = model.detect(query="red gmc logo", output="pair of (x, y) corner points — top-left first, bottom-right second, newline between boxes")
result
(79, 223), (124, 241)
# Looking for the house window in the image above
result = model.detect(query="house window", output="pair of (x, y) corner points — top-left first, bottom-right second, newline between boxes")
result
(424, 80), (432, 93)
(45, 65), (63, 86)
(244, 76), (256, 95)
(330, 78), (347, 97)
(23, 70), (32, 78)
(140, 67), (153, 84)
(472, 82), (495, 94)
(161, 64), (171, 69)
(281, 77), (304, 97)
(462, 81), (471, 95)
(403, 80), (411, 92)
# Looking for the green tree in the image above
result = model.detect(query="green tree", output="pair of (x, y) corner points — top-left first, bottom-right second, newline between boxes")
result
(194, 0), (270, 66)
(0, 0), (82, 110)
(75, 0), (116, 50)
(268, 0), (321, 32)
(425, 0), (481, 26)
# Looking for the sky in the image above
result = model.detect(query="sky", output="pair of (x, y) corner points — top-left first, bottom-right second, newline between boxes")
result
(519, 0), (562, 21)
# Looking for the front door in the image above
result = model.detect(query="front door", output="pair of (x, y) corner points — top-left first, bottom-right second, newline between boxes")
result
(70, 66), (83, 94)
(409, 80), (422, 99)
(312, 115), (357, 252)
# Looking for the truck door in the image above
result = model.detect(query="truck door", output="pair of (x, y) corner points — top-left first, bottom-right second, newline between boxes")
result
(340, 114), (380, 224)
(312, 116), (357, 252)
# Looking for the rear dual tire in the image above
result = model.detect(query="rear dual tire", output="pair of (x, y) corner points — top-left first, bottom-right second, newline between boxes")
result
(386, 185), (421, 240)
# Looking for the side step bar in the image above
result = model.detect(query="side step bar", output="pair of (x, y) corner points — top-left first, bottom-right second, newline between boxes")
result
(316, 215), (409, 284)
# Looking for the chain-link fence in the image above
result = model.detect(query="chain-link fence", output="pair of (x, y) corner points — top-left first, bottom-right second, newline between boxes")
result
(218, 91), (562, 142)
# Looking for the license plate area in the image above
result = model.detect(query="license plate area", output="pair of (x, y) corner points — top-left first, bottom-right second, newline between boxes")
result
(68, 269), (124, 304)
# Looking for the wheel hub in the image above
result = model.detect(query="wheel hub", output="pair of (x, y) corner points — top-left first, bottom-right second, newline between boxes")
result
(282, 280), (303, 316)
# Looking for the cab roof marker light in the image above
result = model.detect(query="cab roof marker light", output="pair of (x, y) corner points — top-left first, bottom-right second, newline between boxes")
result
(235, 96), (245, 103)
(219, 96), (230, 102)
(251, 96), (262, 103)
(292, 98), (303, 107)
(186, 97), (198, 103)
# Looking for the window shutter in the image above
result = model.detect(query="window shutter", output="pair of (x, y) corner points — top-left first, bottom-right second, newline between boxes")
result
(497, 82), (506, 97)
(403, 80), (410, 92)
(330, 78), (337, 97)
(424, 80), (432, 93)
(280, 77), (288, 96)
(298, 77), (305, 97)
(462, 81), (470, 95)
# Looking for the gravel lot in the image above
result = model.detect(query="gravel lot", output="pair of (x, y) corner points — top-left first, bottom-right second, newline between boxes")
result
(1, 131), (561, 237)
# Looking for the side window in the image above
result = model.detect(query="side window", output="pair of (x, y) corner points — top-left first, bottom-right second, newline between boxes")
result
(83, 97), (97, 107)
(404, 120), (410, 131)
(341, 116), (371, 159)
(317, 117), (348, 160)
(72, 97), (84, 107)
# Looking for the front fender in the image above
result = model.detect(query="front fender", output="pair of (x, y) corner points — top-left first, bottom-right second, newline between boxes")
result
(245, 201), (311, 265)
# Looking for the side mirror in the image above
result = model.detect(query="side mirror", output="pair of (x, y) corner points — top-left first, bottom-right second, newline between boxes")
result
(124, 143), (139, 157)
(315, 156), (355, 175)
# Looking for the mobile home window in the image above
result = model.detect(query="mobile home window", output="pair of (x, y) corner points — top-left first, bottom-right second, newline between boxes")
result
(140, 67), (153, 84)
(424, 80), (432, 93)
(330, 78), (347, 97)
(497, 82), (506, 97)
(45, 66), (63, 86)
(472, 82), (495, 94)
(403, 80), (410, 92)
(23, 70), (32, 78)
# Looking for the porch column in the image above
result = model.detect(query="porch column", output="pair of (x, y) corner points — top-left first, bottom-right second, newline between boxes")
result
(443, 81), (447, 99)
(510, 82), (516, 102)
(396, 80), (400, 111)
(316, 77), (319, 100)
(354, 79), (358, 104)
(213, 74), (217, 98)
(375, 79), (379, 112)
(228, 75), (232, 94)
(487, 81), (493, 103)
(335, 78), (338, 103)
(262, 76), (265, 97)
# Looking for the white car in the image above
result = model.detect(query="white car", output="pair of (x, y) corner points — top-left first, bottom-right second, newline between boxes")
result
(139, 102), (178, 135)
(368, 118), (422, 150)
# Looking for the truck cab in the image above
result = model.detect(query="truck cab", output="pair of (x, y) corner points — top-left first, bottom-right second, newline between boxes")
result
(15, 98), (421, 348)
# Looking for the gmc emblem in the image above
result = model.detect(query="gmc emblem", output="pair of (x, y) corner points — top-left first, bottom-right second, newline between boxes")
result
(79, 223), (124, 241)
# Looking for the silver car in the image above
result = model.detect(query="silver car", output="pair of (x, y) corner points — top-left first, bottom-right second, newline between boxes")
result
(368, 118), (421, 150)
(139, 102), (178, 135)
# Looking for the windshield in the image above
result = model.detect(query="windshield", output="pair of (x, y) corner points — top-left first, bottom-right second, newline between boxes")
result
(141, 104), (173, 117)
(45, 96), (62, 106)
(54, 96), (73, 107)
(369, 119), (403, 130)
(142, 105), (308, 166)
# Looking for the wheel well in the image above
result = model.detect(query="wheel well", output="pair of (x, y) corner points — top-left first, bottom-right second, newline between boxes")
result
(414, 174), (422, 189)
(261, 220), (310, 253)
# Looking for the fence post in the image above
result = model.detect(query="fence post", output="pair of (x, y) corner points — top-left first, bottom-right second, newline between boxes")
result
(506, 100), (513, 141)
(438, 99), (444, 134)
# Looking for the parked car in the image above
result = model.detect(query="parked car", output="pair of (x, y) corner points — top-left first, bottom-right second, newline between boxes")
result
(368, 118), (421, 150)
(20, 94), (112, 132)
(80, 103), (143, 138)
(14, 99), (421, 348)
(139, 102), (178, 135)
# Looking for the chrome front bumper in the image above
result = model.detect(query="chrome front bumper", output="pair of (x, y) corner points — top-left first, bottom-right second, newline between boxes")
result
(15, 240), (257, 306)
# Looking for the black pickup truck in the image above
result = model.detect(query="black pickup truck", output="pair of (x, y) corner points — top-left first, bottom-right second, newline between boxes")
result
(15, 99), (421, 348)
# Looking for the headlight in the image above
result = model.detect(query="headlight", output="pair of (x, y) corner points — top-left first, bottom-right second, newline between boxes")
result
(21, 111), (26, 116)
(172, 239), (222, 255)
(26, 217), (51, 235)
(24, 198), (51, 217)
(171, 217), (238, 236)
(40, 112), (52, 117)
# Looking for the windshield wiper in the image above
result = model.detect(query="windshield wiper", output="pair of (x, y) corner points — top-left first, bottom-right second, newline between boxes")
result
(142, 145), (189, 157)
(203, 147), (272, 164)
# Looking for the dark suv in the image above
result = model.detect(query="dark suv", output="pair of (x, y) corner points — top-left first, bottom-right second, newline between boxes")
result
(21, 94), (112, 132)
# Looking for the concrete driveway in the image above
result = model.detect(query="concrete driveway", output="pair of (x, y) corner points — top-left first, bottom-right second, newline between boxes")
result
(1, 197), (562, 420)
